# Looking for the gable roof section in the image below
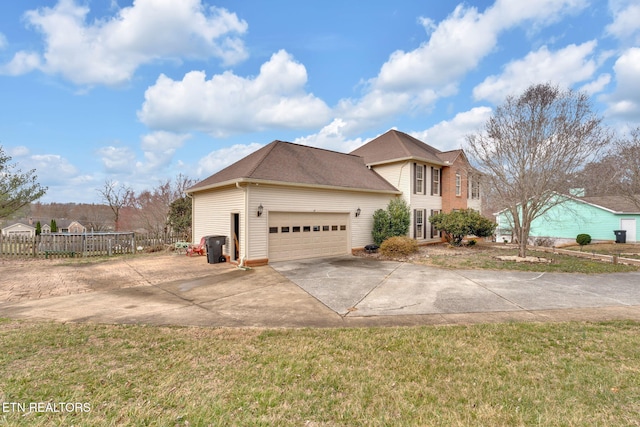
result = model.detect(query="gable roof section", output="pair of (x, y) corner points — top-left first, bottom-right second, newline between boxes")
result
(438, 149), (463, 164)
(350, 129), (447, 166)
(494, 192), (640, 216)
(580, 195), (640, 214)
(188, 140), (400, 194)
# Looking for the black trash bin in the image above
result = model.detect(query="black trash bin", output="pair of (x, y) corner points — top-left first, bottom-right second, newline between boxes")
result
(614, 230), (627, 244)
(205, 235), (226, 264)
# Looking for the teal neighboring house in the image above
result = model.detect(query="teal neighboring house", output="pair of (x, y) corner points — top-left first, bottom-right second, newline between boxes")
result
(495, 193), (640, 245)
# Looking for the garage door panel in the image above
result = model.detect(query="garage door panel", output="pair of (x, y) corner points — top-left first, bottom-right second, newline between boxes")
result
(269, 212), (349, 261)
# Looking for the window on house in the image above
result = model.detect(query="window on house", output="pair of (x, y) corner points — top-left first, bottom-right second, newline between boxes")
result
(293, 226), (301, 232)
(431, 168), (440, 196)
(322, 225), (330, 231)
(269, 227), (278, 233)
(415, 209), (424, 239)
(414, 164), (423, 194)
(281, 227), (290, 233)
(303, 226), (311, 232)
(430, 209), (441, 239)
(471, 179), (480, 199)
(455, 173), (461, 196)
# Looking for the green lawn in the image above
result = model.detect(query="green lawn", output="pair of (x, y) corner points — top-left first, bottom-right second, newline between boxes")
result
(562, 243), (640, 260)
(420, 244), (640, 273)
(2, 319), (640, 426)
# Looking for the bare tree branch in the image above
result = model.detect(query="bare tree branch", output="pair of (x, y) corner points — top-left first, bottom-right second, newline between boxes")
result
(97, 179), (132, 231)
(466, 83), (612, 257)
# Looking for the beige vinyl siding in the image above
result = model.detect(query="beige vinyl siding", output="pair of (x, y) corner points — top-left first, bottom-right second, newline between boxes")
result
(192, 185), (244, 256)
(371, 162), (411, 196)
(247, 184), (394, 260)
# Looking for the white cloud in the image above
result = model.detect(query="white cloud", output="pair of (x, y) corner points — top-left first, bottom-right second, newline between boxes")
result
(0, 33), (7, 50)
(411, 107), (493, 152)
(579, 73), (611, 95)
(472, 41), (599, 103)
(606, 0), (640, 45)
(1, 0), (248, 86)
(375, 0), (587, 94)
(197, 143), (263, 177)
(292, 119), (368, 153)
(8, 146), (30, 157)
(335, 0), (587, 131)
(138, 50), (332, 136)
(604, 47), (640, 120)
(138, 131), (191, 172)
(97, 145), (137, 173)
(27, 154), (78, 185)
(1, 51), (42, 76)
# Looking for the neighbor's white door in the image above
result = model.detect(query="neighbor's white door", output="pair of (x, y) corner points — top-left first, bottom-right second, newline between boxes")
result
(620, 218), (637, 243)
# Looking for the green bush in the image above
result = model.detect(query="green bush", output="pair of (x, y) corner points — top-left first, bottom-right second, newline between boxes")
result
(429, 209), (496, 246)
(576, 233), (592, 247)
(372, 198), (411, 245)
(372, 209), (391, 246)
(379, 236), (419, 258)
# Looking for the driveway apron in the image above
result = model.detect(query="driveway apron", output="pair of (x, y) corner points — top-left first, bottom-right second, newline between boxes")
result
(272, 256), (640, 319)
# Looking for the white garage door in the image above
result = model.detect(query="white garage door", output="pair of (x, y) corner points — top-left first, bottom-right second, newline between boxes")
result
(268, 212), (349, 261)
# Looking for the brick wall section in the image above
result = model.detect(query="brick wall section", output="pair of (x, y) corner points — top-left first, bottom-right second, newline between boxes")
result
(441, 155), (470, 213)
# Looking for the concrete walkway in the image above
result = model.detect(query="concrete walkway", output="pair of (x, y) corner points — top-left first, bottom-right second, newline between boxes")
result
(1, 254), (639, 328)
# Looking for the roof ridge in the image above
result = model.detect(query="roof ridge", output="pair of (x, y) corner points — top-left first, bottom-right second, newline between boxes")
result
(393, 129), (443, 156)
(246, 140), (280, 178)
(389, 130), (412, 158)
(275, 139), (364, 158)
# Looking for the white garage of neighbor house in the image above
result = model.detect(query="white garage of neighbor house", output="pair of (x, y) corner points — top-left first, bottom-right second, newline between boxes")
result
(187, 140), (400, 266)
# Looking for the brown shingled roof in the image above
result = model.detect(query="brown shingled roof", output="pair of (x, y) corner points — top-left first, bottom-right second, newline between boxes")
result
(580, 195), (640, 213)
(350, 129), (447, 165)
(188, 140), (400, 193)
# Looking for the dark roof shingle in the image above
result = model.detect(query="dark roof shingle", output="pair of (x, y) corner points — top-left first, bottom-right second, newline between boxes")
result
(188, 140), (399, 193)
(350, 129), (447, 165)
(580, 195), (640, 213)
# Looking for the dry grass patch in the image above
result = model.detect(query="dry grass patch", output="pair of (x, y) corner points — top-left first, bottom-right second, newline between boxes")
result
(400, 242), (639, 273)
(1, 319), (640, 426)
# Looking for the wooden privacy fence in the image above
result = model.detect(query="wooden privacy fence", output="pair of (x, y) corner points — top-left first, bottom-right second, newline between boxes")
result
(0, 232), (181, 258)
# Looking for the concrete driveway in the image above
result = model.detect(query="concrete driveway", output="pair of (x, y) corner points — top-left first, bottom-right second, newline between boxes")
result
(271, 256), (640, 325)
(2, 254), (640, 327)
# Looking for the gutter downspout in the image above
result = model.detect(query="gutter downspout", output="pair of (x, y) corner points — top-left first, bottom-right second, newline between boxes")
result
(185, 192), (193, 243)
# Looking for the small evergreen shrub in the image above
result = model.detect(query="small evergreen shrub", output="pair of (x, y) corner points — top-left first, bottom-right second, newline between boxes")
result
(379, 236), (419, 258)
(371, 199), (411, 245)
(576, 233), (592, 247)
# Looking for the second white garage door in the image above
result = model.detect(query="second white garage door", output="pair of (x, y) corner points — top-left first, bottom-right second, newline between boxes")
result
(268, 212), (349, 262)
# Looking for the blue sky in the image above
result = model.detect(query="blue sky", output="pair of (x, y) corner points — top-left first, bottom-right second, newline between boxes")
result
(1, 0), (639, 204)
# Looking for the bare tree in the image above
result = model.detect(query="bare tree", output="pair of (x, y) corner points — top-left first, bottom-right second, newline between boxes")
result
(97, 180), (132, 231)
(572, 127), (640, 207)
(466, 83), (612, 258)
(612, 128), (640, 207)
(128, 174), (196, 236)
